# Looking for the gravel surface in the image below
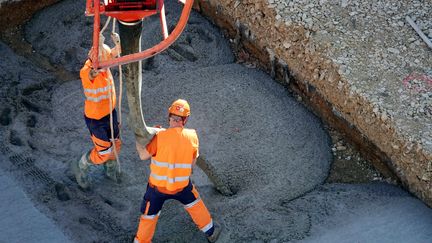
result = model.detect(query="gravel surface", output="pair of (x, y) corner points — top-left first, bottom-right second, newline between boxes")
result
(268, 0), (432, 153)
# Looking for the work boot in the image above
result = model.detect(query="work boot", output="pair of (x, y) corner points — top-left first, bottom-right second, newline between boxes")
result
(71, 152), (91, 189)
(207, 221), (222, 243)
(104, 159), (121, 183)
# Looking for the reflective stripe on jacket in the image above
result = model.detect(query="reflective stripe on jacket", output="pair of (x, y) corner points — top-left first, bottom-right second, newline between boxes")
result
(80, 59), (116, 120)
(147, 127), (199, 191)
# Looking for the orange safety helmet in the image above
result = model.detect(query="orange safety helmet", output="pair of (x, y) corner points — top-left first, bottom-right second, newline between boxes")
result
(168, 99), (190, 117)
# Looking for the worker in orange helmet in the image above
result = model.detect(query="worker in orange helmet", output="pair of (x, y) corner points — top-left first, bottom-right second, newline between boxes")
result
(134, 99), (222, 243)
(71, 34), (122, 189)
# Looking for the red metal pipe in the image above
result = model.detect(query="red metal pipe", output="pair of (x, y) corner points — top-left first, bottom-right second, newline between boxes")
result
(85, 0), (92, 15)
(159, 0), (168, 39)
(92, 0), (100, 68)
(94, 0), (193, 69)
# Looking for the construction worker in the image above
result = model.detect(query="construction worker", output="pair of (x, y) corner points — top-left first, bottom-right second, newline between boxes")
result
(71, 34), (122, 189)
(134, 99), (222, 243)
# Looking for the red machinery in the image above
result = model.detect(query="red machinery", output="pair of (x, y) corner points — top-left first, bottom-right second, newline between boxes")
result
(85, 0), (193, 69)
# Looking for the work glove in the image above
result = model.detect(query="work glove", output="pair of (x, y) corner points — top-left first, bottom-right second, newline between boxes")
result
(110, 33), (121, 57)
(111, 32), (120, 45)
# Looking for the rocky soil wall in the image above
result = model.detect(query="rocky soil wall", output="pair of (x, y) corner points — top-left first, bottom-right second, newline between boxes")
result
(193, 0), (432, 207)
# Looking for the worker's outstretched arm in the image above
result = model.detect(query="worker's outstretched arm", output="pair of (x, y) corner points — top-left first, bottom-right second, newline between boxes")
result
(136, 141), (151, 160)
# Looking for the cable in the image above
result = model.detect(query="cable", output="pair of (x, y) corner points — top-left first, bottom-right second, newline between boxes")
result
(100, 16), (121, 173)
(113, 18), (123, 128)
(101, 16), (112, 35)
(108, 75), (121, 173)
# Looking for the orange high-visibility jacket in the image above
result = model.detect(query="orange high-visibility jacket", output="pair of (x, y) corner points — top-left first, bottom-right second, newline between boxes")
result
(146, 127), (199, 192)
(80, 60), (116, 120)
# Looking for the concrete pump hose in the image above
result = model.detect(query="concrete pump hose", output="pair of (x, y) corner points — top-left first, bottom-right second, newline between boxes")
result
(118, 20), (158, 146)
(117, 19), (231, 196)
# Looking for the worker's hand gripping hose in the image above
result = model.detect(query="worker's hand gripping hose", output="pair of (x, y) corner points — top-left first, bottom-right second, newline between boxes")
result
(111, 32), (121, 45)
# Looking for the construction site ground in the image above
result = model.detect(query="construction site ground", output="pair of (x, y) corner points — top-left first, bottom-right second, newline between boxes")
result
(0, 0), (432, 242)
(191, 0), (432, 206)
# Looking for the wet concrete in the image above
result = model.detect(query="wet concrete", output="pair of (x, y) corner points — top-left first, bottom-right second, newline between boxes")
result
(0, 166), (71, 243)
(0, 0), (431, 242)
